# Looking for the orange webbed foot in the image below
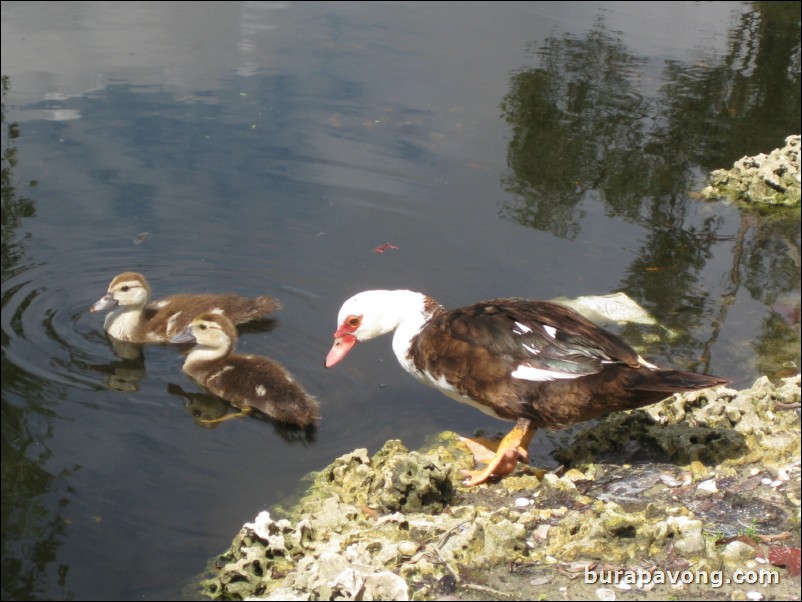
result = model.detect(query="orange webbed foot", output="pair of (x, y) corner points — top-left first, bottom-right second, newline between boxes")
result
(458, 435), (529, 464)
(458, 419), (535, 487)
(461, 448), (521, 486)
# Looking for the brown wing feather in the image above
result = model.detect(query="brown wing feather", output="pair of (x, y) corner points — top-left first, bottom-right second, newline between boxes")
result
(412, 299), (638, 392)
(412, 318), (522, 419)
(409, 299), (724, 429)
(144, 294), (280, 339)
(497, 299), (641, 366)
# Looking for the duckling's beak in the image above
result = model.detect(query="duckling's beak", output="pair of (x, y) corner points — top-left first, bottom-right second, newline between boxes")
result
(90, 293), (117, 312)
(170, 329), (196, 344)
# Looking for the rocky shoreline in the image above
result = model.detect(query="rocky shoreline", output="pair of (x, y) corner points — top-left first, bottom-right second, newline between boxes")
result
(700, 135), (800, 208)
(197, 375), (801, 601)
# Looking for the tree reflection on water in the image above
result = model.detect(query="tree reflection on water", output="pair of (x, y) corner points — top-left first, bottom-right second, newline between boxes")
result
(500, 3), (801, 379)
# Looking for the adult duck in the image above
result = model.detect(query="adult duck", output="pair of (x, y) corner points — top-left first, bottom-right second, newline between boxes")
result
(91, 272), (281, 343)
(325, 290), (728, 486)
(171, 312), (320, 428)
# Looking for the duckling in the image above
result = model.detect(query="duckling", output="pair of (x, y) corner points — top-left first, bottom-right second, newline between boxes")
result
(90, 272), (281, 343)
(170, 312), (320, 428)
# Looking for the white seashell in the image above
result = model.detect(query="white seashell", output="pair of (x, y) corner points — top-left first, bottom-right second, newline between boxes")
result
(659, 474), (682, 487)
(696, 479), (718, 494)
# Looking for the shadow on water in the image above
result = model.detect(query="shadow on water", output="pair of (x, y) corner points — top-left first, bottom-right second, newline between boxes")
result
(500, 3), (800, 380)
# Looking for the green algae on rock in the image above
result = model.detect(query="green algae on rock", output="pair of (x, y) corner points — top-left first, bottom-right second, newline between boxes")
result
(312, 438), (458, 514)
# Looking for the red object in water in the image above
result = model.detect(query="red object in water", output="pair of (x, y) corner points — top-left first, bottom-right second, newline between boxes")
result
(374, 243), (399, 253)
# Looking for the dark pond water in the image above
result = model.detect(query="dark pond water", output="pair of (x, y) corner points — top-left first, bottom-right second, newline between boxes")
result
(2, 2), (800, 600)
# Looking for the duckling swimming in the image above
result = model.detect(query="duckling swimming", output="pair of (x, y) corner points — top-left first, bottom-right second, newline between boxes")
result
(171, 312), (320, 428)
(91, 272), (281, 343)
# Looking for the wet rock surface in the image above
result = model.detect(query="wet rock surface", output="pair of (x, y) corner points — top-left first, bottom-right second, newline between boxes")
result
(198, 375), (801, 601)
(700, 135), (801, 208)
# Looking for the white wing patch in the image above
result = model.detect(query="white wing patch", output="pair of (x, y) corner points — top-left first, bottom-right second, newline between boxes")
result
(637, 355), (659, 369)
(211, 307), (225, 315)
(255, 385), (267, 397)
(153, 300), (169, 309)
(542, 324), (557, 338)
(522, 343), (541, 356)
(511, 364), (584, 381)
(513, 321), (533, 335)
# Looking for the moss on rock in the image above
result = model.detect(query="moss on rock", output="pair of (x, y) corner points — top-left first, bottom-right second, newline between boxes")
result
(700, 135), (801, 208)
(198, 375), (800, 601)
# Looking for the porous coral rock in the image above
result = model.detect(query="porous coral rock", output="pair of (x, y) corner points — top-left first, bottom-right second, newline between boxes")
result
(701, 135), (801, 207)
(199, 375), (800, 601)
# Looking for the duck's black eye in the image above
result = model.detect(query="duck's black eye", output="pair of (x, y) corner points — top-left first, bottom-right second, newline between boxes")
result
(199, 324), (208, 330)
(347, 316), (361, 328)
(121, 286), (129, 292)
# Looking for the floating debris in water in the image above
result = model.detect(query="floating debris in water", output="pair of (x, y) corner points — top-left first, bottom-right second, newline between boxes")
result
(550, 292), (657, 326)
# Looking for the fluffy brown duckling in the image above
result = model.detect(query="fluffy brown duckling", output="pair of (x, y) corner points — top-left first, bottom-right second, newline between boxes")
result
(90, 272), (281, 343)
(325, 290), (729, 486)
(171, 312), (320, 428)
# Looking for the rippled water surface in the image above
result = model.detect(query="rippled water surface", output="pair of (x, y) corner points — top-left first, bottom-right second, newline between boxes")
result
(2, 2), (800, 600)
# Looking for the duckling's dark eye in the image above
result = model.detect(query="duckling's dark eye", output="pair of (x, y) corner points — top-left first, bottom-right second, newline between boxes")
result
(121, 286), (130, 292)
(347, 316), (361, 328)
(199, 324), (208, 330)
